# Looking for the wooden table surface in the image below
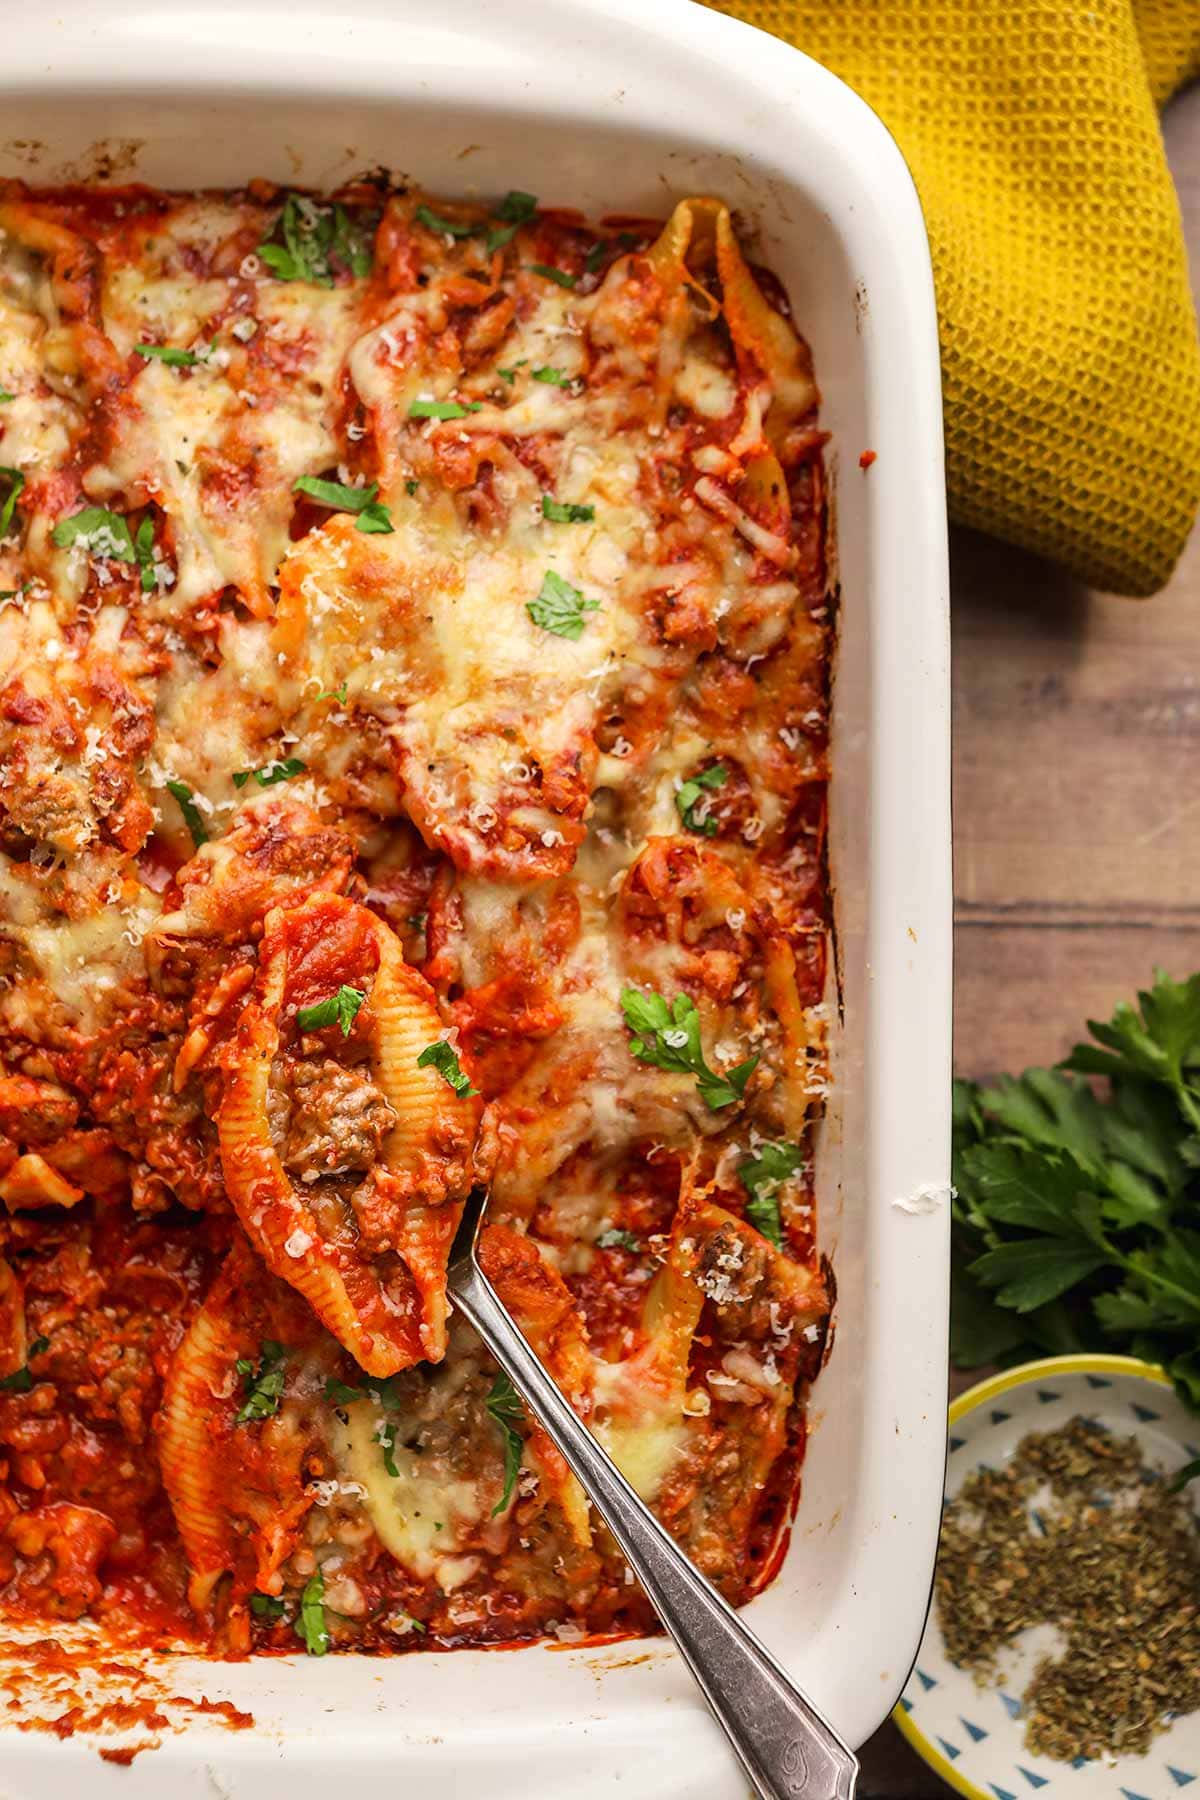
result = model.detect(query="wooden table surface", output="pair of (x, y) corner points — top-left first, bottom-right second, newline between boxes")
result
(855, 79), (1200, 1799)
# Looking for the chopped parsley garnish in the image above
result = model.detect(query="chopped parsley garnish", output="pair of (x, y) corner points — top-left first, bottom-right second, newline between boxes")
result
(235, 1339), (288, 1424)
(486, 189), (538, 252)
(621, 987), (758, 1111)
(134, 342), (200, 367)
(739, 1141), (804, 1248)
(405, 478), (420, 495)
(541, 495), (595, 525)
(233, 757), (307, 789)
(485, 1372), (525, 1516)
(596, 1229), (641, 1253)
(0, 467), (26, 537)
(134, 515), (158, 593)
(417, 1040), (479, 1098)
(314, 681), (349, 704)
(51, 506), (135, 559)
(0, 1335), (50, 1394)
(675, 763), (728, 837)
(297, 985), (366, 1038)
(258, 194), (373, 286)
(324, 1377), (368, 1406)
(293, 475), (393, 535)
(531, 366), (569, 386)
(322, 1372), (405, 1410)
(295, 1569), (330, 1656)
(407, 398), (482, 420)
(497, 360), (527, 384)
(496, 189), (537, 221)
(583, 231), (638, 274)
(166, 779), (209, 849)
(528, 263), (577, 288)
(415, 204), (477, 239)
(250, 1592), (286, 1621)
(526, 569), (599, 640)
(0, 390), (14, 403)
(376, 1417), (401, 1478)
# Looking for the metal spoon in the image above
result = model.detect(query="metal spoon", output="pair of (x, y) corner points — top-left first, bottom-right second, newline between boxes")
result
(446, 1186), (859, 1800)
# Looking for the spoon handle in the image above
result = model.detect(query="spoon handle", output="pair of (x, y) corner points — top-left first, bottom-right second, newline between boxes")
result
(452, 1257), (859, 1800)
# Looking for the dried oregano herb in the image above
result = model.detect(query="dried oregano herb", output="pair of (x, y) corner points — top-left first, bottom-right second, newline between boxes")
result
(935, 1417), (1200, 1761)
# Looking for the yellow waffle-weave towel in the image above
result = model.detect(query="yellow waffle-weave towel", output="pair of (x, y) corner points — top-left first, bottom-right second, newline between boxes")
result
(702, 0), (1200, 595)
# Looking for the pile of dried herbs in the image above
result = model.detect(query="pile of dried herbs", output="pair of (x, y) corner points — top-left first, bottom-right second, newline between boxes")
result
(935, 1418), (1200, 1760)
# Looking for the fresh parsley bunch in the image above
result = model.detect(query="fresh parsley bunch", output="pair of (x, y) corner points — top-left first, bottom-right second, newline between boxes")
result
(952, 969), (1200, 1410)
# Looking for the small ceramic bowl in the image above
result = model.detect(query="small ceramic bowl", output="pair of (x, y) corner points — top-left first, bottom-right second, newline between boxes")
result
(895, 1354), (1200, 1800)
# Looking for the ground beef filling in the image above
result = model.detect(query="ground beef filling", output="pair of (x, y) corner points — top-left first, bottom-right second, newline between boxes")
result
(273, 1058), (398, 1183)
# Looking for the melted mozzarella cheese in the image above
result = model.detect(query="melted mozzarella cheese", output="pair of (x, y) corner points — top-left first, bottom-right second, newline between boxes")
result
(334, 1398), (487, 1589)
(0, 857), (159, 1031)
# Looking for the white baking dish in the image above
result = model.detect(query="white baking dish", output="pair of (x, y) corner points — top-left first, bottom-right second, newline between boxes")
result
(0, 0), (951, 1790)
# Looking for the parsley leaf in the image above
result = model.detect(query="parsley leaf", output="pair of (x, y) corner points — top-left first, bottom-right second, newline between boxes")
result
(527, 569), (599, 640)
(0, 467), (26, 537)
(497, 361), (527, 384)
(1063, 971), (1200, 1134)
(233, 757), (306, 789)
(134, 514), (158, 593)
(417, 1040), (479, 1097)
(135, 342), (200, 367)
(324, 1377), (368, 1406)
(485, 1372), (525, 1516)
(259, 195), (372, 287)
(331, 206), (375, 279)
(485, 190), (537, 253)
(357, 499), (394, 533)
(408, 398), (481, 420)
(376, 1417), (401, 1479)
(297, 985), (366, 1038)
(528, 263), (577, 288)
(583, 231), (638, 274)
(323, 1372), (406, 1410)
(51, 506), (135, 560)
(0, 1334), (50, 1394)
(415, 204), (477, 239)
(294, 1569), (330, 1655)
(495, 190), (538, 223)
(532, 366), (569, 386)
(739, 1142), (804, 1248)
(235, 1339), (288, 1424)
(0, 390), (13, 402)
(951, 968), (1200, 1414)
(250, 1592), (286, 1621)
(166, 779), (209, 848)
(541, 495), (594, 525)
(596, 1228), (641, 1253)
(675, 763), (727, 836)
(620, 987), (757, 1111)
(293, 475), (393, 535)
(969, 1236), (1112, 1312)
